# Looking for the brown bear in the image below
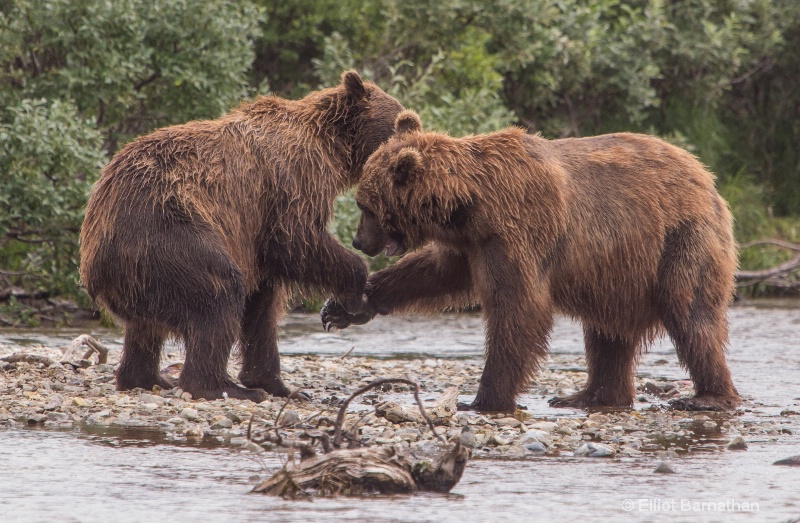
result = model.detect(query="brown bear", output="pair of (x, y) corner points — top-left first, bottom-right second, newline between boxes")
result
(80, 71), (403, 402)
(322, 110), (740, 412)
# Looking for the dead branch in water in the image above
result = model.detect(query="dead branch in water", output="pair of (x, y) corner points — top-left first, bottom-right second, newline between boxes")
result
(332, 378), (443, 448)
(251, 379), (468, 498)
(736, 239), (800, 291)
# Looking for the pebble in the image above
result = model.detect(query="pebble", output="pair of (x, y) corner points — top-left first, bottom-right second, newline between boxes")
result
(574, 443), (615, 458)
(529, 421), (557, 432)
(459, 426), (476, 449)
(180, 408), (200, 421)
(773, 455), (800, 466)
(211, 417), (233, 429)
(654, 462), (676, 474)
(140, 394), (165, 405)
(519, 430), (551, 446)
(278, 410), (300, 426)
(524, 441), (547, 453)
(727, 436), (748, 451)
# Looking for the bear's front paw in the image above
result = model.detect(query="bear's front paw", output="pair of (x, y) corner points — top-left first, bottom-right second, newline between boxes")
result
(320, 297), (375, 331)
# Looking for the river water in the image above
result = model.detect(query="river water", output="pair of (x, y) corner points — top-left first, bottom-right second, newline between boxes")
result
(1, 299), (799, 522)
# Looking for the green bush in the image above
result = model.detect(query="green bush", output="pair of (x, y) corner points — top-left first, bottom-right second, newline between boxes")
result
(0, 99), (105, 296)
(2, 0), (800, 313)
(0, 0), (260, 313)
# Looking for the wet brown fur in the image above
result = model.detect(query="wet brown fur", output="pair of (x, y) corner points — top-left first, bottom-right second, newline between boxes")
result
(80, 72), (403, 402)
(354, 110), (740, 412)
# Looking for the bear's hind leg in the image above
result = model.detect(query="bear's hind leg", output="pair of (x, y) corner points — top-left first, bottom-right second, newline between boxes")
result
(658, 222), (740, 411)
(175, 254), (266, 403)
(238, 281), (304, 399)
(180, 311), (267, 403)
(116, 320), (174, 391)
(549, 326), (638, 409)
(661, 299), (740, 411)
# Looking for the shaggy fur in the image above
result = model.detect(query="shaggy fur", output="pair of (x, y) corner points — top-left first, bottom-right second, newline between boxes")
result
(325, 110), (740, 412)
(81, 71), (403, 402)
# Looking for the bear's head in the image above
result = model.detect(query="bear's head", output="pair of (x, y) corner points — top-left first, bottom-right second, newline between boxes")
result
(353, 110), (473, 257)
(335, 71), (405, 182)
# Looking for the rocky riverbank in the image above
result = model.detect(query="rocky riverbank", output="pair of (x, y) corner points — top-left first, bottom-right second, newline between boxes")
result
(2, 340), (795, 462)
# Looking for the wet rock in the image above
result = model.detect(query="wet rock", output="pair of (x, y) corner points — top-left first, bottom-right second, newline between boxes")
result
(529, 421), (557, 432)
(520, 430), (553, 447)
(642, 381), (663, 395)
(574, 443), (615, 458)
(180, 408), (201, 421)
(43, 395), (63, 411)
(27, 413), (48, 424)
(395, 428), (421, 442)
(185, 427), (204, 438)
(211, 417), (233, 429)
(773, 455), (800, 466)
(727, 436), (748, 451)
(459, 427), (476, 448)
(278, 410), (300, 426)
(140, 393), (166, 405)
(226, 411), (243, 424)
(524, 441), (547, 453)
(654, 462), (675, 474)
(496, 417), (522, 429)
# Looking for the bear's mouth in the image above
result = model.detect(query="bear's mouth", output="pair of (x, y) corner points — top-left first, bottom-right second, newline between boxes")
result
(384, 237), (406, 257)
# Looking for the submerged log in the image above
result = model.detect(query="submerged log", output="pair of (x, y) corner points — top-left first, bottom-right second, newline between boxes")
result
(252, 440), (470, 498)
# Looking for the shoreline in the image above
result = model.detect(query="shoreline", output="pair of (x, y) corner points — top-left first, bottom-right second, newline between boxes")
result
(1, 343), (795, 461)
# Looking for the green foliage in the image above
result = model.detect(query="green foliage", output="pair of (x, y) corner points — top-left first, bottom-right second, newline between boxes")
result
(0, 0), (260, 151)
(0, 0), (260, 309)
(0, 98), (105, 294)
(2, 0), (800, 310)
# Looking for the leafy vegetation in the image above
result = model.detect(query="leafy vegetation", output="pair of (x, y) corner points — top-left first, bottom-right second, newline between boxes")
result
(2, 0), (799, 321)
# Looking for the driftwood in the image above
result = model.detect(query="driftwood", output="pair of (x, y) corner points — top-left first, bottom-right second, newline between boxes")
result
(375, 385), (459, 425)
(252, 441), (470, 498)
(251, 379), (470, 498)
(1, 335), (110, 370)
(61, 335), (109, 366)
(736, 239), (800, 291)
(0, 353), (57, 366)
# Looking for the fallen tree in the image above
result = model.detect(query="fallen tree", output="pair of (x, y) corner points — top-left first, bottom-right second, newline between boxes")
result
(736, 239), (800, 293)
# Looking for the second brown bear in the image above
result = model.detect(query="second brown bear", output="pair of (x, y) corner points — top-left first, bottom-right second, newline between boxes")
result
(323, 110), (740, 412)
(81, 72), (402, 402)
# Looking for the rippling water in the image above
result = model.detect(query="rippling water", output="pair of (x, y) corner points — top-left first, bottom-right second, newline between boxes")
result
(1, 299), (799, 522)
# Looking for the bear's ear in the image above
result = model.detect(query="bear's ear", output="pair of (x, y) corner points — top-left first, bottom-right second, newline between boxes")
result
(342, 70), (367, 101)
(391, 147), (422, 186)
(395, 110), (422, 135)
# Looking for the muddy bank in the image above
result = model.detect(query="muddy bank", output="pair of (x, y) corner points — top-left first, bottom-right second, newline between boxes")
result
(1, 341), (794, 460)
